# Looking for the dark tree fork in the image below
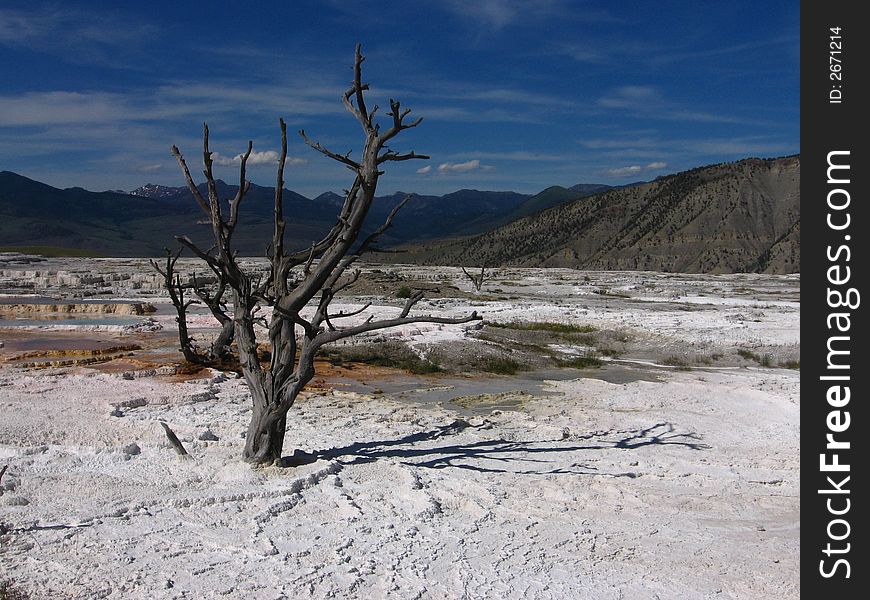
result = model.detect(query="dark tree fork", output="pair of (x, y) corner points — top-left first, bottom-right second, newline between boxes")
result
(169, 45), (481, 466)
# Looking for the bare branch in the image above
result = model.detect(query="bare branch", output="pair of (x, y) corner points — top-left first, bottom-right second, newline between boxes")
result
(399, 291), (426, 317)
(333, 268), (361, 295)
(160, 421), (190, 458)
(175, 236), (219, 269)
(324, 301), (371, 332)
(377, 149), (429, 164)
(302, 242), (317, 275)
(352, 43), (369, 124)
(328, 302), (372, 321)
(319, 311), (481, 345)
(170, 145), (210, 215)
(299, 130), (361, 170)
(227, 140), (253, 230)
(202, 123), (223, 226)
(357, 194), (412, 256)
(379, 98), (423, 145)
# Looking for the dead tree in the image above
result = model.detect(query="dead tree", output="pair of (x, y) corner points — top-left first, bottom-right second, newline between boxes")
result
(150, 248), (208, 365)
(170, 45), (481, 465)
(462, 265), (488, 292)
(150, 248), (234, 365)
(190, 271), (235, 362)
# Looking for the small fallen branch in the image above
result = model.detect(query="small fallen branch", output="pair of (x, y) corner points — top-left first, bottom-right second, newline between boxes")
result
(0, 464), (7, 494)
(159, 422), (191, 459)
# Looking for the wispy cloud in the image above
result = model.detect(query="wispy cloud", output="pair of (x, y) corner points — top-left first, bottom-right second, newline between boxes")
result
(607, 161), (667, 177)
(0, 6), (159, 68)
(579, 137), (660, 150)
(0, 91), (131, 126)
(598, 86), (662, 110)
(649, 35), (799, 66)
(553, 39), (657, 65)
(441, 0), (538, 30)
(426, 159), (494, 175)
(440, 0), (615, 30)
(447, 150), (567, 162)
(597, 85), (755, 125)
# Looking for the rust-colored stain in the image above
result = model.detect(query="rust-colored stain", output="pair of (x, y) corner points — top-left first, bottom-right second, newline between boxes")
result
(1, 326), (408, 387)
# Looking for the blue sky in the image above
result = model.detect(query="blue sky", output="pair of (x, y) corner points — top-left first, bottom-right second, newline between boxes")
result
(0, 1), (799, 198)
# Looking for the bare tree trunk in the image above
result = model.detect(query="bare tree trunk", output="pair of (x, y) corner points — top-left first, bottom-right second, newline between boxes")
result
(210, 317), (235, 362)
(243, 393), (292, 465)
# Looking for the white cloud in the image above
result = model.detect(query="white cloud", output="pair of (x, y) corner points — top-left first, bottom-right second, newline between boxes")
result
(211, 150), (306, 167)
(437, 159), (483, 173)
(646, 161), (667, 169)
(211, 153), (237, 167)
(136, 164), (163, 173)
(416, 165), (432, 174)
(246, 150), (281, 165)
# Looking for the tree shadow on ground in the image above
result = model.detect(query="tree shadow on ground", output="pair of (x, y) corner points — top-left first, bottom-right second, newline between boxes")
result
(285, 420), (709, 475)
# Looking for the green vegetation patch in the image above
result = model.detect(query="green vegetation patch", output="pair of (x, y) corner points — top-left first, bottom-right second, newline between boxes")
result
(322, 343), (442, 374)
(555, 355), (603, 369)
(487, 321), (596, 334)
(663, 356), (692, 370)
(737, 348), (773, 367)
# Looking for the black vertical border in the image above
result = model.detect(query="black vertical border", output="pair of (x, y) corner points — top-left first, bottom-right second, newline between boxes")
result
(802, 1), (867, 595)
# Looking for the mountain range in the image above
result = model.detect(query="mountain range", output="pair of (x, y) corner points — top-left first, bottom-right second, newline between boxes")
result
(0, 172), (610, 257)
(0, 155), (799, 273)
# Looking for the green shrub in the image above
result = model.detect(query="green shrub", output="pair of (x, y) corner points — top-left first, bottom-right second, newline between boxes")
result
(481, 357), (523, 375)
(737, 348), (760, 362)
(663, 356), (691, 370)
(488, 321), (596, 334)
(598, 348), (623, 358)
(396, 286), (413, 298)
